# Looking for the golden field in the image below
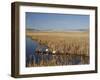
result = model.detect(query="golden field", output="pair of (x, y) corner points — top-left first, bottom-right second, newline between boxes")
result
(26, 31), (89, 56)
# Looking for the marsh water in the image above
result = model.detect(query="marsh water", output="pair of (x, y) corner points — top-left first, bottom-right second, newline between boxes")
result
(26, 37), (89, 67)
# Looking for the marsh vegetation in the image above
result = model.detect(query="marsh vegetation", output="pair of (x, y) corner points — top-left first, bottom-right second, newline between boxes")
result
(26, 31), (89, 67)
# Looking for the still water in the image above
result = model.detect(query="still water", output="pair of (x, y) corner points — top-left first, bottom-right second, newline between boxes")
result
(26, 37), (48, 65)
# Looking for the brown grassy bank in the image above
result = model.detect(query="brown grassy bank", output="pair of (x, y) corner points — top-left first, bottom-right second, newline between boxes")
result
(26, 31), (89, 56)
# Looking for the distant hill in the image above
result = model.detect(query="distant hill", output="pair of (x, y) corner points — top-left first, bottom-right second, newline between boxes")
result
(26, 28), (53, 32)
(76, 29), (89, 32)
(26, 28), (40, 32)
(26, 28), (89, 32)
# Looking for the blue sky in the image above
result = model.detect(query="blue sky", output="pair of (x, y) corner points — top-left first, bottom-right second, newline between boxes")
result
(26, 12), (89, 31)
